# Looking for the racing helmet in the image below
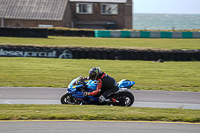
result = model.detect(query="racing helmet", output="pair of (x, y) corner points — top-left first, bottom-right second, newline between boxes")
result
(89, 67), (100, 80)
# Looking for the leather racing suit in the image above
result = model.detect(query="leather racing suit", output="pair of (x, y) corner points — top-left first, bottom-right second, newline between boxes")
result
(87, 71), (119, 100)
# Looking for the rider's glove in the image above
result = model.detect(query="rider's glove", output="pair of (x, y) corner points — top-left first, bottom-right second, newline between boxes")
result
(83, 77), (89, 80)
(83, 92), (89, 97)
(80, 77), (84, 83)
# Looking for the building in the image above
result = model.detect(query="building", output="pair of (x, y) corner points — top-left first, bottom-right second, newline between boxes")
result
(0, 0), (133, 29)
(0, 0), (72, 28)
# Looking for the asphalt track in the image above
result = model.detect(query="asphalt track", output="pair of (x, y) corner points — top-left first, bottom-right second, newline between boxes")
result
(1, 87), (200, 132)
(0, 87), (200, 109)
(0, 120), (200, 133)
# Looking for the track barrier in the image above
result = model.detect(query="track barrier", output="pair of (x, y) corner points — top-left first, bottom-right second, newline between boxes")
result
(1, 45), (200, 61)
(95, 30), (200, 38)
(1, 28), (199, 38)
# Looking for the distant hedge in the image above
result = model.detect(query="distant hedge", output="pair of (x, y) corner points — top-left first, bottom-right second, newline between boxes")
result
(0, 27), (47, 38)
(48, 29), (94, 37)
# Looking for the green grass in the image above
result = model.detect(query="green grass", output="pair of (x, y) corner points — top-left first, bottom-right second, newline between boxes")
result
(0, 104), (199, 122)
(0, 57), (200, 92)
(0, 36), (200, 50)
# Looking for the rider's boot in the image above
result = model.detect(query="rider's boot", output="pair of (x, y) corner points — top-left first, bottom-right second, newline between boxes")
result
(99, 95), (116, 105)
(109, 98), (116, 104)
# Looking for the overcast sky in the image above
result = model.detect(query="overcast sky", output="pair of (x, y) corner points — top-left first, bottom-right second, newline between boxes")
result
(134, 0), (200, 14)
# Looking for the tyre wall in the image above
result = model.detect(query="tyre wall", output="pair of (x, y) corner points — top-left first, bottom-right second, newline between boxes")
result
(1, 45), (200, 61)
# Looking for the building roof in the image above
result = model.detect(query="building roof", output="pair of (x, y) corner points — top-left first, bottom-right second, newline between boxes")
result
(69, 0), (127, 3)
(0, 0), (67, 20)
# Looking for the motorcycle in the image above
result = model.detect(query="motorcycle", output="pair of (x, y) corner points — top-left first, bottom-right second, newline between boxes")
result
(61, 76), (135, 106)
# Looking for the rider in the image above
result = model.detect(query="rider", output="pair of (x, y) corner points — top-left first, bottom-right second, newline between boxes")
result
(83, 67), (119, 104)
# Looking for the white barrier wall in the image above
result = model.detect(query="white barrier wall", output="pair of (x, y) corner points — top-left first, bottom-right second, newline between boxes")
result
(172, 32), (182, 38)
(110, 31), (121, 37)
(193, 32), (200, 38)
(150, 31), (161, 38)
(130, 31), (141, 38)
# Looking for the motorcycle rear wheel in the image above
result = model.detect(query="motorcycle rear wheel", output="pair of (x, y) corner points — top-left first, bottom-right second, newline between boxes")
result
(116, 91), (134, 106)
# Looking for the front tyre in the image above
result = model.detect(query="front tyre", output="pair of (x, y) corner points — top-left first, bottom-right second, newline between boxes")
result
(60, 93), (73, 104)
(116, 91), (134, 106)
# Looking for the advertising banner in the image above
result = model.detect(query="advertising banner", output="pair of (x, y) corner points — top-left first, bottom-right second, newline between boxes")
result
(0, 46), (73, 59)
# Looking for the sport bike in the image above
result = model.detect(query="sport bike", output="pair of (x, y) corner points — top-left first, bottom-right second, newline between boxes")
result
(60, 76), (135, 106)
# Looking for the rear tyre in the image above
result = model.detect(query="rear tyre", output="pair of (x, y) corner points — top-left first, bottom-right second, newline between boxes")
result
(116, 91), (134, 106)
(60, 93), (73, 104)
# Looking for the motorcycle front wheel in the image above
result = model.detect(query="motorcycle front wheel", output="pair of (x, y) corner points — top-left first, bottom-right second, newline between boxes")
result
(60, 93), (73, 104)
(116, 91), (134, 107)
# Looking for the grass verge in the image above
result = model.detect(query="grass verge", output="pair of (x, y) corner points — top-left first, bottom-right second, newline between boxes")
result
(0, 57), (200, 92)
(0, 36), (200, 50)
(0, 104), (199, 122)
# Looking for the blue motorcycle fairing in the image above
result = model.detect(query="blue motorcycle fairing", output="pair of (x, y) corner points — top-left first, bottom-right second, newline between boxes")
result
(72, 94), (99, 104)
(67, 79), (99, 103)
(67, 84), (83, 93)
(118, 80), (135, 88)
(86, 80), (98, 91)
